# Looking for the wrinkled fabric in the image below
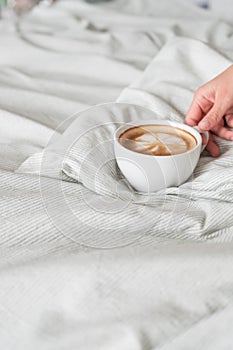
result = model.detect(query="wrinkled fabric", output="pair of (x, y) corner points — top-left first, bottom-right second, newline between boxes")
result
(1, 0), (233, 349)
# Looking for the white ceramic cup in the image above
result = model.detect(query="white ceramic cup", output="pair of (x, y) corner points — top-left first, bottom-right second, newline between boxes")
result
(114, 120), (209, 193)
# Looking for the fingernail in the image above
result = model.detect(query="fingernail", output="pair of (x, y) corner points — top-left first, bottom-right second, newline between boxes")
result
(199, 120), (211, 129)
(188, 119), (197, 126)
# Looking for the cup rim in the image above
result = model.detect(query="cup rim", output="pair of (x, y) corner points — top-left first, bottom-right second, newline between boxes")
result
(114, 119), (203, 159)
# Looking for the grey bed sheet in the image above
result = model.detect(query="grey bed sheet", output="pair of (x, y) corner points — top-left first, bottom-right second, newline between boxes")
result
(1, 0), (233, 349)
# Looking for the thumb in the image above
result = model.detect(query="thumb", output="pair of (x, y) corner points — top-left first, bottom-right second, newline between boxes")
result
(198, 103), (224, 131)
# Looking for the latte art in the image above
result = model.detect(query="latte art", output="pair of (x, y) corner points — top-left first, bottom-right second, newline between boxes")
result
(119, 124), (197, 156)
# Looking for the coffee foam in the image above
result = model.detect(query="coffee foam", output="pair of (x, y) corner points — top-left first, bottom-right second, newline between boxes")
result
(119, 124), (197, 156)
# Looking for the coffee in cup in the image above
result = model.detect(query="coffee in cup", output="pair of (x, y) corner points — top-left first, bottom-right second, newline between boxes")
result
(119, 124), (197, 156)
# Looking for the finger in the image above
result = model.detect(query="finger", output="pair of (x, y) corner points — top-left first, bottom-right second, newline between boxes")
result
(198, 104), (225, 131)
(185, 98), (204, 126)
(205, 133), (220, 157)
(218, 118), (224, 126)
(211, 124), (233, 141)
(225, 114), (233, 128)
(185, 89), (213, 126)
(201, 133), (208, 145)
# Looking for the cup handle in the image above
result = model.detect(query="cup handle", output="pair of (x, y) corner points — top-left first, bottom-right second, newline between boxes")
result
(193, 126), (209, 152)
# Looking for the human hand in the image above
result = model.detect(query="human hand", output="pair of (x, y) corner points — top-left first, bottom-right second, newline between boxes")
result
(185, 65), (233, 157)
